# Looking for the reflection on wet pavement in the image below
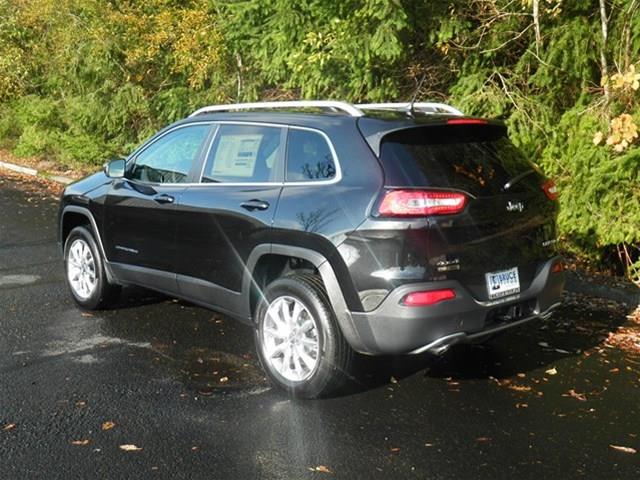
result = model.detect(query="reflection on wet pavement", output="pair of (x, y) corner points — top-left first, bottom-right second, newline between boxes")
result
(95, 288), (268, 396)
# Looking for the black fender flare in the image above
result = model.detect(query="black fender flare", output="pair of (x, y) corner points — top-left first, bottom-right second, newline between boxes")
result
(60, 205), (116, 283)
(242, 244), (368, 352)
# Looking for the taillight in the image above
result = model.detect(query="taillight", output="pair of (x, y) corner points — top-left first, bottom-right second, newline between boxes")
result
(402, 289), (456, 307)
(378, 190), (467, 217)
(447, 118), (488, 125)
(542, 180), (558, 201)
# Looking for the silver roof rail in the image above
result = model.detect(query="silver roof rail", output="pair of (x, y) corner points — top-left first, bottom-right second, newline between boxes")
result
(189, 100), (365, 118)
(356, 102), (464, 116)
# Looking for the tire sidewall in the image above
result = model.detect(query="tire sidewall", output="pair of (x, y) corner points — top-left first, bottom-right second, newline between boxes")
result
(254, 276), (340, 398)
(64, 226), (106, 310)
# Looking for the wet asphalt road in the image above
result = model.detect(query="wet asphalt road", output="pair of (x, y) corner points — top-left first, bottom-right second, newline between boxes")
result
(1, 172), (639, 479)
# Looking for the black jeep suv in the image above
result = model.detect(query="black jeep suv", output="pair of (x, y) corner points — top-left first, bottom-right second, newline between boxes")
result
(58, 101), (565, 398)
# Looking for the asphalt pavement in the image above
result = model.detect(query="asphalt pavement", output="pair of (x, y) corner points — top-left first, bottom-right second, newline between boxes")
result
(1, 172), (639, 479)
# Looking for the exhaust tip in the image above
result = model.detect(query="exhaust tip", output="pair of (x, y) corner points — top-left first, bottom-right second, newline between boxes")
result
(409, 332), (466, 355)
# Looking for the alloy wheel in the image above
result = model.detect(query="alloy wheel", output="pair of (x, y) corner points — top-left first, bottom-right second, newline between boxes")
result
(262, 295), (320, 382)
(67, 238), (97, 300)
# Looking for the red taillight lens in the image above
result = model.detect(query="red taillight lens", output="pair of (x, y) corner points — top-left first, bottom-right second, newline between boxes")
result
(446, 118), (488, 125)
(378, 190), (467, 217)
(551, 261), (564, 273)
(542, 180), (559, 201)
(402, 289), (456, 307)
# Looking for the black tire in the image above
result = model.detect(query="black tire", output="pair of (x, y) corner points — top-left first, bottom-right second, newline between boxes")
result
(254, 273), (354, 399)
(64, 226), (120, 310)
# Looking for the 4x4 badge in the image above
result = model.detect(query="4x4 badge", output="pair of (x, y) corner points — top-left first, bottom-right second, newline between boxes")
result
(506, 201), (525, 212)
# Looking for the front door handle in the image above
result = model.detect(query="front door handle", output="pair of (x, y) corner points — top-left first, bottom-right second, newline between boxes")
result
(154, 194), (175, 204)
(241, 199), (270, 211)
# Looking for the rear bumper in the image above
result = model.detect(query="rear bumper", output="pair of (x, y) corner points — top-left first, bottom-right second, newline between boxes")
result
(341, 257), (565, 355)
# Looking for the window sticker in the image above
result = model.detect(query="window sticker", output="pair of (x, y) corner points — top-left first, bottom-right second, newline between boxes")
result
(211, 134), (263, 178)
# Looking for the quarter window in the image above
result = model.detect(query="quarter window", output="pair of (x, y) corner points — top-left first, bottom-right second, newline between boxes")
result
(202, 125), (282, 183)
(129, 124), (211, 184)
(286, 129), (336, 182)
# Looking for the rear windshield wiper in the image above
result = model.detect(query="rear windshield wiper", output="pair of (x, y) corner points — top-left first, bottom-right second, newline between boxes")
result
(503, 169), (535, 191)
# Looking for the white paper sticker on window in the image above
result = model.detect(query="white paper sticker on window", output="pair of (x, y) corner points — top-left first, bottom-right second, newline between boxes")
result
(212, 134), (263, 177)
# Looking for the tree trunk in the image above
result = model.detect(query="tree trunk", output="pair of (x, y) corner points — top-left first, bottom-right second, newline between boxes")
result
(599, 0), (609, 99)
(533, 0), (541, 56)
(236, 53), (243, 102)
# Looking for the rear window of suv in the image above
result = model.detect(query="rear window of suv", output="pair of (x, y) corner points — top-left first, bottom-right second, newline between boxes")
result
(379, 124), (542, 197)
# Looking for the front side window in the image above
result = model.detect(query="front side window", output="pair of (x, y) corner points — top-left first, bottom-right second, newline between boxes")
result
(129, 124), (211, 184)
(201, 124), (282, 183)
(286, 129), (336, 182)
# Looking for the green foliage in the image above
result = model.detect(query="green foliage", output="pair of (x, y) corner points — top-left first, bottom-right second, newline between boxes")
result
(225, 0), (409, 101)
(0, 0), (639, 279)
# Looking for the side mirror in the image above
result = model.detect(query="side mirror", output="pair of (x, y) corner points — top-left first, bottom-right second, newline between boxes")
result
(104, 158), (126, 179)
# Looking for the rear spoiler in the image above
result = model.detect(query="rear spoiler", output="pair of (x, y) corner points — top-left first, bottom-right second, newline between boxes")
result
(357, 117), (506, 157)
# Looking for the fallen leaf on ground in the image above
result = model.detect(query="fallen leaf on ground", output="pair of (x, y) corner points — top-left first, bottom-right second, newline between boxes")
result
(101, 421), (116, 431)
(119, 444), (142, 452)
(2, 424), (16, 431)
(476, 437), (491, 442)
(424, 443), (434, 447)
(609, 445), (637, 454)
(563, 389), (587, 401)
(545, 367), (558, 375)
(219, 376), (229, 383)
(75, 400), (87, 407)
(81, 312), (93, 317)
(516, 403), (529, 409)
(309, 465), (333, 473)
(508, 385), (532, 392)
(538, 342), (550, 348)
(71, 439), (90, 446)
(390, 447), (401, 454)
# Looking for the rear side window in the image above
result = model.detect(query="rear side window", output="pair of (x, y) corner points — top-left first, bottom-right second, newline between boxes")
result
(380, 125), (542, 196)
(202, 124), (282, 183)
(286, 129), (336, 182)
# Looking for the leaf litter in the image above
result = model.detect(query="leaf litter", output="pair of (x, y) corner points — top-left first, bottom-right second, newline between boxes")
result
(119, 444), (143, 452)
(609, 445), (637, 454)
(309, 465), (333, 474)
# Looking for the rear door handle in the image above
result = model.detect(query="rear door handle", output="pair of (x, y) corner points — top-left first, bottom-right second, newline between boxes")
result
(241, 199), (270, 211)
(154, 194), (175, 204)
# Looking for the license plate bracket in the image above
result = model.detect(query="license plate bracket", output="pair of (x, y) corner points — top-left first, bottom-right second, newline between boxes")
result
(485, 267), (520, 300)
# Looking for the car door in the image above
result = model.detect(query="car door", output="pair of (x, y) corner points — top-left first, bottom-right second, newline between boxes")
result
(103, 122), (213, 294)
(174, 123), (285, 316)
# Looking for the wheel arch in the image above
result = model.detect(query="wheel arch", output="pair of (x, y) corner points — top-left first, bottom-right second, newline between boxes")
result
(60, 206), (115, 283)
(243, 244), (366, 352)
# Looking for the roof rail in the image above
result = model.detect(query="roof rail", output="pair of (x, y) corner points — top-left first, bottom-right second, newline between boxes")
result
(189, 100), (364, 118)
(356, 102), (464, 116)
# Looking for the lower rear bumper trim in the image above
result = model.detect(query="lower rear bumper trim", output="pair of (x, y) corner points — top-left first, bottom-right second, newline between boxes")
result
(408, 302), (562, 355)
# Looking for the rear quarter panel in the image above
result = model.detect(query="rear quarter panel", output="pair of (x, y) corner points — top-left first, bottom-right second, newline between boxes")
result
(272, 120), (383, 312)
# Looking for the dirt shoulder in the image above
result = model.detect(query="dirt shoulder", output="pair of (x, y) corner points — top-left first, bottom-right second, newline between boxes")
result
(0, 149), (96, 180)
